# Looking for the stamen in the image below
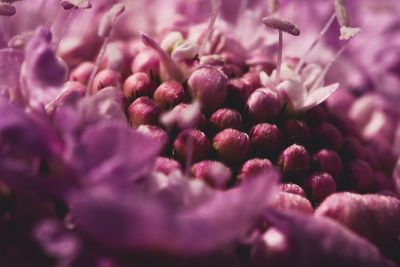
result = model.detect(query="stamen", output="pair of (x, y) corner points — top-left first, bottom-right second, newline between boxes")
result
(60, 0), (92, 10)
(311, 27), (360, 91)
(140, 32), (183, 82)
(276, 30), (283, 83)
(294, 13), (336, 73)
(53, 10), (75, 50)
(339, 26), (361, 40)
(267, 0), (280, 14)
(262, 16), (300, 36)
(262, 16), (299, 83)
(334, 0), (349, 27)
(199, 0), (223, 56)
(0, 3), (16, 16)
(86, 3), (125, 96)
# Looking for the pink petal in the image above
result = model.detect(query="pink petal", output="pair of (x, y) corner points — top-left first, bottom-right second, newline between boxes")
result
(302, 83), (339, 110)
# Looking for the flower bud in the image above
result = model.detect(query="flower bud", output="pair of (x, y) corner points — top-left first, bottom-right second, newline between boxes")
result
(154, 157), (182, 175)
(304, 172), (336, 204)
(161, 103), (207, 131)
(345, 159), (374, 193)
(226, 78), (255, 109)
(70, 62), (94, 85)
(278, 144), (310, 179)
(154, 80), (186, 110)
(92, 69), (121, 94)
(131, 49), (160, 77)
(305, 105), (327, 126)
(210, 108), (243, 131)
(238, 158), (272, 181)
(127, 97), (160, 126)
(246, 88), (281, 122)
(213, 129), (250, 164)
(313, 149), (343, 177)
(242, 72), (262, 91)
(122, 72), (156, 101)
(173, 129), (210, 163)
(187, 65), (228, 113)
(313, 123), (343, 151)
(316, 192), (400, 257)
(341, 137), (366, 160)
(190, 160), (232, 189)
(271, 192), (313, 214)
(137, 125), (168, 152)
(279, 183), (306, 197)
(250, 123), (283, 156)
(282, 119), (311, 146)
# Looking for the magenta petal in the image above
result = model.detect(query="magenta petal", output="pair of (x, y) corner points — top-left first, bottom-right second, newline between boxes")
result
(261, 209), (395, 267)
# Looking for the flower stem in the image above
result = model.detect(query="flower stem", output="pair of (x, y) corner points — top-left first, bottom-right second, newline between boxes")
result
(86, 36), (109, 96)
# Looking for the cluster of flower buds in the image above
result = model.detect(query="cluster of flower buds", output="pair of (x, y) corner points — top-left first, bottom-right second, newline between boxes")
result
(66, 2), (396, 208)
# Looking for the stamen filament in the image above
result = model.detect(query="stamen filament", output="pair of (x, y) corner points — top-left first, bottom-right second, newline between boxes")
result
(86, 36), (109, 96)
(310, 42), (348, 91)
(276, 30), (283, 83)
(53, 10), (75, 50)
(199, 0), (223, 56)
(295, 12), (335, 73)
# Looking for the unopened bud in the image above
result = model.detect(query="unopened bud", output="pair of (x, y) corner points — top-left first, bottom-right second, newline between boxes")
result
(154, 157), (182, 175)
(70, 62), (95, 85)
(188, 65), (228, 113)
(279, 183), (306, 197)
(213, 129), (250, 164)
(278, 144), (310, 178)
(250, 123), (283, 156)
(304, 172), (336, 204)
(313, 123), (343, 151)
(92, 69), (121, 93)
(122, 72), (156, 101)
(173, 129), (210, 163)
(154, 80), (186, 110)
(246, 88), (281, 122)
(238, 158), (272, 180)
(190, 160), (232, 189)
(210, 108), (243, 131)
(282, 119), (311, 146)
(313, 149), (343, 177)
(127, 97), (160, 126)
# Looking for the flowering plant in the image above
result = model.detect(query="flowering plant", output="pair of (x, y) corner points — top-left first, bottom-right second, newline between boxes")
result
(0, 0), (400, 266)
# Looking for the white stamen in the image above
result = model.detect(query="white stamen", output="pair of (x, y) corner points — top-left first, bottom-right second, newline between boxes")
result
(276, 30), (283, 83)
(267, 0), (280, 14)
(141, 32), (183, 82)
(294, 13), (336, 73)
(339, 26), (361, 40)
(311, 43), (348, 91)
(53, 10), (75, 50)
(262, 16), (300, 36)
(199, 0), (223, 56)
(86, 4), (125, 96)
(334, 0), (349, 27)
